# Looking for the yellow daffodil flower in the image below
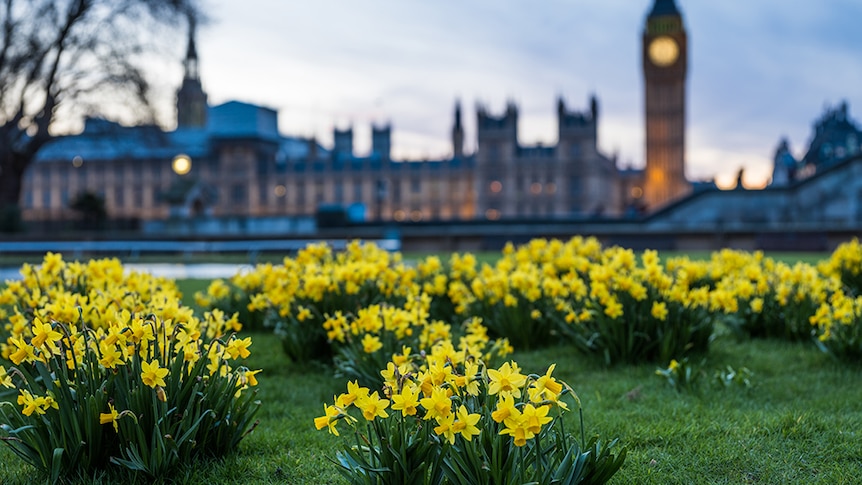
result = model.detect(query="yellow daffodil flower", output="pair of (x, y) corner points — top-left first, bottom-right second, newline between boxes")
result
(141, 360), (169, 388)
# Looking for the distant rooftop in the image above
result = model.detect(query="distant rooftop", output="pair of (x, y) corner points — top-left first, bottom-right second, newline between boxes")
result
(207, 101), (279, 141)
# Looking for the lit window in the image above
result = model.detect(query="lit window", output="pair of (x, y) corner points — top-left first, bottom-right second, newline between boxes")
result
(393, 210), (406, 221)
(490, 181), (502, 193)
(630, 186), (643, 198)
(274, 185), (287, 197)
(485, 208), (500, 220)
(530, 182), (542, 194)
(410, 210), (423, 222)
(546, 182), (557, 194)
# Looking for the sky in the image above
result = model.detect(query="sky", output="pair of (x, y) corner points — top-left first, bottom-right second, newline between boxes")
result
(159, 0), (862, 189)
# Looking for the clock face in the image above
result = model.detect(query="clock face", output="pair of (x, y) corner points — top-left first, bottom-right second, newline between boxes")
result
(649, 36), (679, 67)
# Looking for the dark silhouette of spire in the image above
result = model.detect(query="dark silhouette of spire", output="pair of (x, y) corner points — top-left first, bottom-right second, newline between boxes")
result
(183, 14), (200, 81)
(176, 12), (207, 128)
(648, 0), (680, 17)
(452, 100), (464, 158)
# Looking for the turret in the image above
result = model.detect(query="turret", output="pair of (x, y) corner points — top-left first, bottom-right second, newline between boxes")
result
(176, 13), (208, 129)
(452, 100), (464, 158)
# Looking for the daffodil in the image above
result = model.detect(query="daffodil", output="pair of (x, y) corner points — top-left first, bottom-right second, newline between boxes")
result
(500, 408), (533, 447)
(521, 403), (552, 435)
(361, 334), (383, 354)
(434, 412), (457, 444)
(141, 359), (169, 388)
(355, 392), (389, 421)
(452, 405), (481, 441)
(225, 336), (252, 360)
(9, 336), (34, 365)
(492, 393), (517, 423)
(0, 366), (13, 388)
(296, 305), (312, 322)
(391, 385), (420, 417)
(336, 381), (366, 408)
(99, 341), (125, 369)
(100, 403), (121, 432)
(420, 387), (452, 421)
(31, 317), (62, 354)
(651, 301), (668, 321)
(17, 390), (39, 416)
(314, 404), (342, 436)
(244, 369), (262, 386)
(487, 361), (527, 397)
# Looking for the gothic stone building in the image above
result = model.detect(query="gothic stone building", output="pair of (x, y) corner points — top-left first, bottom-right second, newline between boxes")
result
(22, 43), (630, 225)
(23, 2), (705, 225)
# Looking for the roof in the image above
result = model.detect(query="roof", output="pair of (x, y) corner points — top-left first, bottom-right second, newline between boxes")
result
(801, 102), (862, 168)
(207, 101), (279, 141)
(648, 0), (681, 18)
(35, 118), (206, 163)
(34, 99), (291, 164)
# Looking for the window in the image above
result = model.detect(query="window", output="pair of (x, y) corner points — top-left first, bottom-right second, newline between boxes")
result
(259, 184), (269, 205)
(257, 157), (269, 176)
(411, 177), (421, 193)
(569, 176), (581, 196)
(115, 186), (125, 208)
(392, 180), (401, 202)
(296, 183), (306, 207)
(354, 180), (363, 202)
(334, 181), (343, 204)
(231, 184), (246, 205)
(42, 191), (51, 209)
(315, 182), (324, 203)
(134, 187), (144, 208)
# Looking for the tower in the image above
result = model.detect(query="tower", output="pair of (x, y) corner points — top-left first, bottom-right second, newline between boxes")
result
(176, 14), (208, 129)
(452, 100), (464, 158)
(642, 0), (689, 209)
(371, 123), (391, 160)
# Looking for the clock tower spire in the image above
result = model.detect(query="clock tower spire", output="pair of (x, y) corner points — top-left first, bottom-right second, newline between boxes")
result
(642, 0), (689, 209)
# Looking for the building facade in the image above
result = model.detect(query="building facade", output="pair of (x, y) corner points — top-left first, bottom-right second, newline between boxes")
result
(22, 34), (634, 225)
(771, 102), (862, 186)
(474, 98), (621, 219)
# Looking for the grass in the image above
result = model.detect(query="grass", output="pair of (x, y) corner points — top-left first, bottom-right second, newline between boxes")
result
(1, 329), (860, 484)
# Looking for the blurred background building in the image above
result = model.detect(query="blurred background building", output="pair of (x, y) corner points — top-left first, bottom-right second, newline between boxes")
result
(17, 0), (862, 234)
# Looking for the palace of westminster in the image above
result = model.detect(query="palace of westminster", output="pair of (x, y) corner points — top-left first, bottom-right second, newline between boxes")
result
(19, 0), (862, 227)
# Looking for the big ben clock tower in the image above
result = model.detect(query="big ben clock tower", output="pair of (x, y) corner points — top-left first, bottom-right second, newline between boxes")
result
(643, 0), (690, 209)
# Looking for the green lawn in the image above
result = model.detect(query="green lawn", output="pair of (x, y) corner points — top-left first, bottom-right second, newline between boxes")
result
(1, 330), (859, 484)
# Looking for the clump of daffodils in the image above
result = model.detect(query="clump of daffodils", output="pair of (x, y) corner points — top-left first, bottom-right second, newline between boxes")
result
(0, 255), (260, 481)
(196, 241), (425, 363)
(819, 237), (862, 296)
(316, 345), (625, 484)
(323, 292), (512, 389)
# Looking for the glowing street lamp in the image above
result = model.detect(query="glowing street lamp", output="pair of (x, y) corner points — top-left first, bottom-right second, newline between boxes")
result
(172, 154), (192, 175)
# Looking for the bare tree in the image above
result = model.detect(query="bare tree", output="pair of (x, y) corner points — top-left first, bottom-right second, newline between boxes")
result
(0, 0), (201, 215)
